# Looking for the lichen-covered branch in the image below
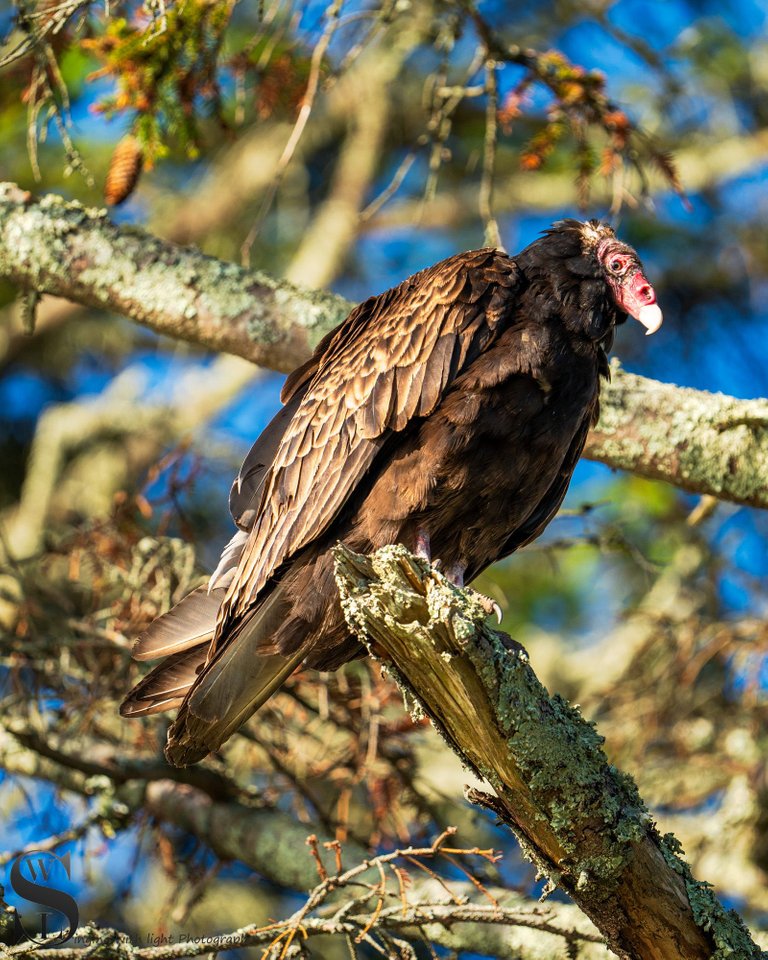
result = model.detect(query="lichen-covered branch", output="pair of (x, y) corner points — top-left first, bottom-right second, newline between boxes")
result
(0, 182), (351, 370)
(584, 363), (768, 508)
(334, 543), (764, 960)
(2, 836), (611, 960)
(2, 182), (768, 510)
(1, 906), (610, 960)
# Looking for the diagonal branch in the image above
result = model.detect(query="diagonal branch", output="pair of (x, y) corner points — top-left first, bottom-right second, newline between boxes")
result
(2, 182), (768, 509)
(333, 543), (764, 960)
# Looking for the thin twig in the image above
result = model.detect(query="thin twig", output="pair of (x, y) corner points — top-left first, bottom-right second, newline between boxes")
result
(240, 0), (345, 266)
(361, 148), (420, 222)
(479, 60), (502, 249)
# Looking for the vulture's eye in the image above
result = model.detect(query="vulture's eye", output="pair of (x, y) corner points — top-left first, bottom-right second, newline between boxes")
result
(609, 258), (625, 273)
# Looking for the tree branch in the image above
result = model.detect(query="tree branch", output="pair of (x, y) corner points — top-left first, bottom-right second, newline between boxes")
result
(0, 182), (352, 370)
(282, 48), (394, 288)
(333, 543), (764, 960)
(367, 129), (768, 230)
(0, 726), (611, 960)
(2, 182), (768, 510)
(583, 364), (768, 509)
(1, 355), (259, 558)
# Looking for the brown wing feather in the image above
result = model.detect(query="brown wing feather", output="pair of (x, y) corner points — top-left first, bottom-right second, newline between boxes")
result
(218, 249), (520, 631)
(229, 387), (308, 530)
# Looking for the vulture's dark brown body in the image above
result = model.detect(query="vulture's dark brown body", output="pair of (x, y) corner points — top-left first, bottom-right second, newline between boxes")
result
(120, 220), (661, 765)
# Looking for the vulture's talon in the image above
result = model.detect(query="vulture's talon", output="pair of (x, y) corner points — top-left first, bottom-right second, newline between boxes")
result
(471, 591), (503, 624)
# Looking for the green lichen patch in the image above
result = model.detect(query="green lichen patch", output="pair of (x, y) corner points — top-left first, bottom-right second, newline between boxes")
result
(593, 367), (768, 509)
(274, 280), (352, 349)
(468, 629), (648, 882)
(660, 834), (765, 960)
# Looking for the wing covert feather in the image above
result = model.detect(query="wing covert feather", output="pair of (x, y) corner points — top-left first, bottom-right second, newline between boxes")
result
(220, 249), (520, 628)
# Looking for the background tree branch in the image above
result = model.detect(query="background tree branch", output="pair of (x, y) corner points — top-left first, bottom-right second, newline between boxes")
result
(369, 129), (768, 231)
(0, 182), (352, 372)
(587, 364), (768, 509)
(0, 723), (612, 960)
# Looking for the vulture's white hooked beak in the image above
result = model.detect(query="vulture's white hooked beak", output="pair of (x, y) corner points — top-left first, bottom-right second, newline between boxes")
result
(621, 271), (663, 336)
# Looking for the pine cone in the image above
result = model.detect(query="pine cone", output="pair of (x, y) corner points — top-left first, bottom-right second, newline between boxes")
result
(104, 135), (144, 206)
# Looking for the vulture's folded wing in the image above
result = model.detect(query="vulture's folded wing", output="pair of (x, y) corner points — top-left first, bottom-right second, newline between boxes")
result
(218, 248), (521, 630)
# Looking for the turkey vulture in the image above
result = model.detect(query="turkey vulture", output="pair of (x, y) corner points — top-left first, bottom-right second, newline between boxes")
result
(120, 219), (662, 766)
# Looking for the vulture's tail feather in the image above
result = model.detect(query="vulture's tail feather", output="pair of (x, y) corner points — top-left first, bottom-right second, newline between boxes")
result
(119, 646), (207, 718)
(164, 586), (305, 767)
(132, 585), (222, 661)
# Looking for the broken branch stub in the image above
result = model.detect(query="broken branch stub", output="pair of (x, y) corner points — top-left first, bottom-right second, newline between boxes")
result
(333, 542), (761, 960)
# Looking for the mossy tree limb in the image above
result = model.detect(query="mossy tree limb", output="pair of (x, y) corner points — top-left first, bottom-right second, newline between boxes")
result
(334, 543), (764, 960)
(585, 363), (768, 510)
(2, 182), (768, 510)
(0, 182), (352, 370)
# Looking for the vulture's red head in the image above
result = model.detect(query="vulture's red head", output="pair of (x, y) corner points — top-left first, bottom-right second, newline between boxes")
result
(517, 219), (662, 341)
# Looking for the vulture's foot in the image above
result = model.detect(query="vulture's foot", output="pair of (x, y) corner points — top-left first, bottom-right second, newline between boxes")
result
(415, 529), (432, 562)
(442, 561), (503, 624)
